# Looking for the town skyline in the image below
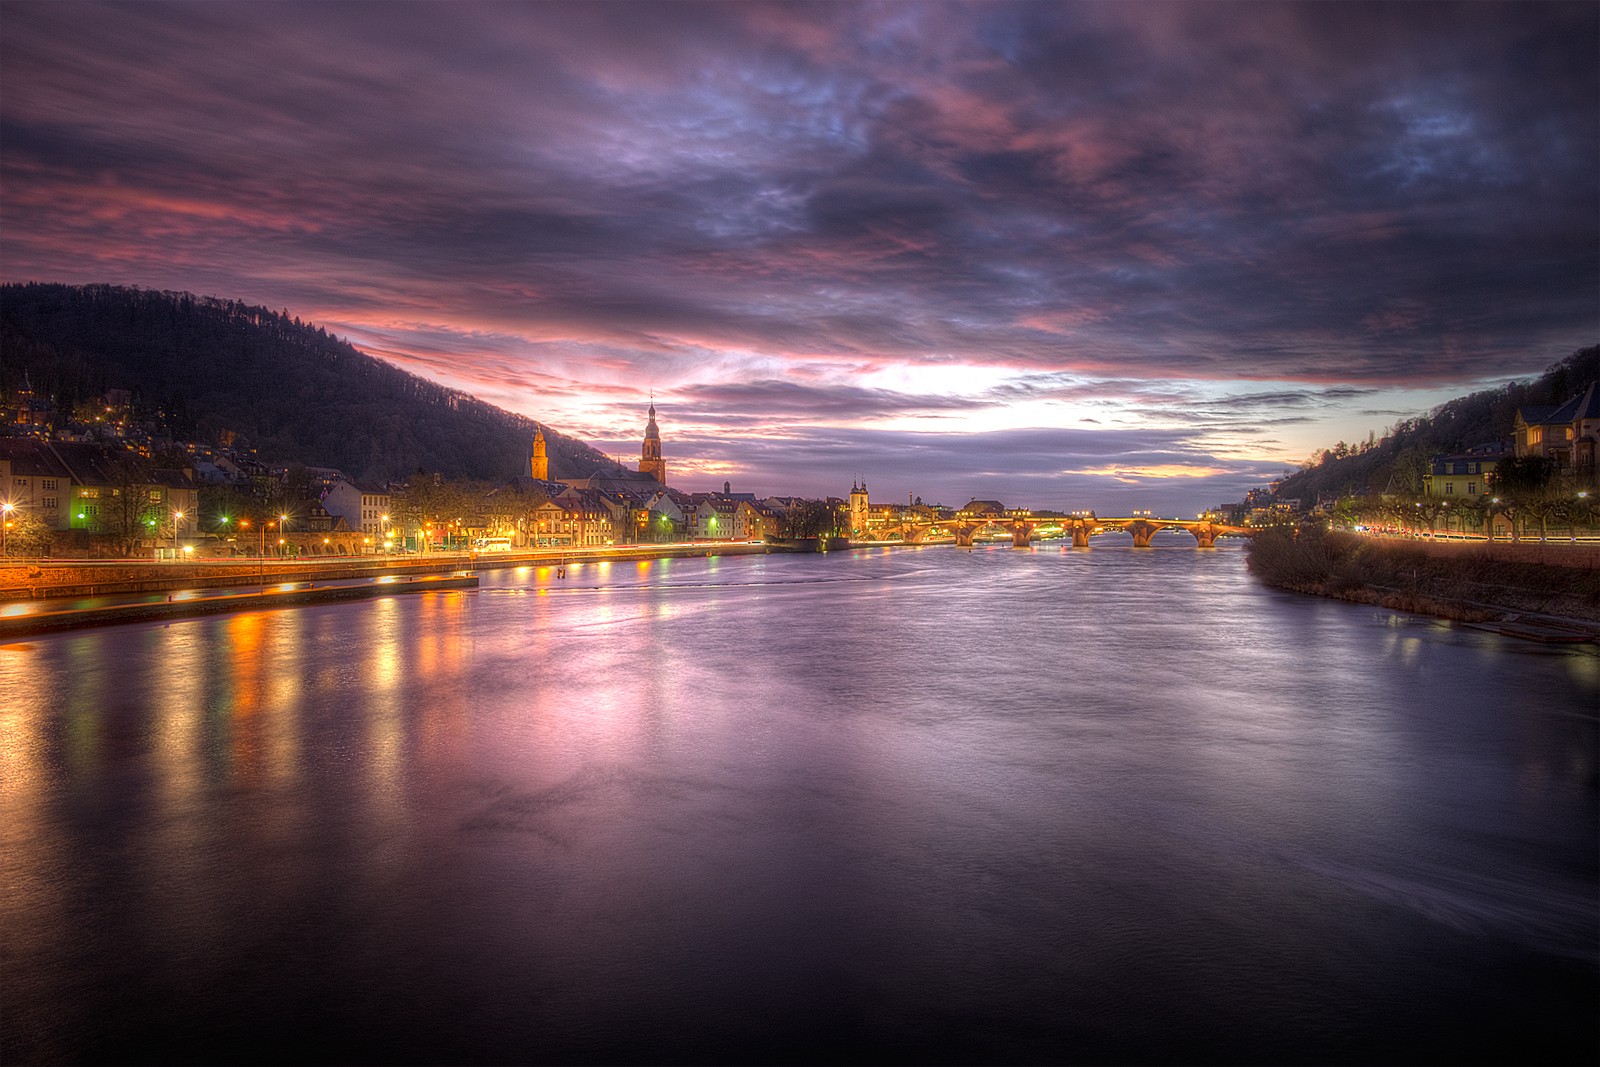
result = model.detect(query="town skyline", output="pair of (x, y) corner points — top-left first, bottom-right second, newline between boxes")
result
(2, 1), (1596, 513)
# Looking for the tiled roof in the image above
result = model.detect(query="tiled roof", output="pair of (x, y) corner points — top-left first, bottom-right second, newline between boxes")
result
(148, 468), (199, 489)
(1515, 404), (1561, 426)
(0, 438), (72, 478)
(44, 442), (140, 486)
(1566, 381), (1599, 422)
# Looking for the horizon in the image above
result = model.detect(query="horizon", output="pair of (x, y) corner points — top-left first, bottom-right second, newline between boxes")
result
(2, 1), (1596, 513)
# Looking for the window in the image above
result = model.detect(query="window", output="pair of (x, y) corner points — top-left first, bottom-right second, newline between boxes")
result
(1445, 483), (1455, 495)
(42, 478), (57, 490)
(1468, 483), (1478, 495)
(14, 477), (27, 487)
(42, 496), (57, 508)
(1529, 427), (1543, 445)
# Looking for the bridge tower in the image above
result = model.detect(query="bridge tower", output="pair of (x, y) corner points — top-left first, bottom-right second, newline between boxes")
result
(849, 479), (869, 539)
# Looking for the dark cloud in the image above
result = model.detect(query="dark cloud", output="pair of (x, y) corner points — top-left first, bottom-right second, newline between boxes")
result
(1, 0), (1594, 510)
(651, 423), (1284, 512)
(674, 380), (980, 422)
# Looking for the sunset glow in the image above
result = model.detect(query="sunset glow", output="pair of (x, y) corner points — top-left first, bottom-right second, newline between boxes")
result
(2, 1), (1595, 511)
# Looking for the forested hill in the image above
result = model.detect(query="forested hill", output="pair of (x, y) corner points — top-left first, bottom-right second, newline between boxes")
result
(1273, 343), (1599, 503)
(0, 282), (625, 483)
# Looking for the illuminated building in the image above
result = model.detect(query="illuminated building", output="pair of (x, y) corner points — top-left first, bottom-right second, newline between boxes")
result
(639, 401), (666, 484)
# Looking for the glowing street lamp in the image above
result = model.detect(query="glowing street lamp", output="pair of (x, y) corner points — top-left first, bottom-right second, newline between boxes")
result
(173, 510), (185, 556)
(0, 501), (12, 556)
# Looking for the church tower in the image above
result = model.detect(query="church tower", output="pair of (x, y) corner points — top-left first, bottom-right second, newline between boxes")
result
(849, 478), (869, 539)
(530, 428), (549, 481)
(639, 401), (666, 484)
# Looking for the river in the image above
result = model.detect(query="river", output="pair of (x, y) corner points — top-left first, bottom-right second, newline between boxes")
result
(3, 542), (1595, 1064)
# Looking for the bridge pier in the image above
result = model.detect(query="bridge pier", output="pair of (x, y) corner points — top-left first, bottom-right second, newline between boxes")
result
(1191, 523), (1220, 548)
(1067, 520), (1094, 548)
(953, 526), (976, 547)
(1127, 520), (1158, 548)
(1011, 523), (1032, 548)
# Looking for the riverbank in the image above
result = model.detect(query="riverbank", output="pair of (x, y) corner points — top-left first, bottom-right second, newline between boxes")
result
(0, 573), (481, 639)
(1246, 527), (1600, 641)
(0, 540), (796, 637)
(0, 539), (788, 602)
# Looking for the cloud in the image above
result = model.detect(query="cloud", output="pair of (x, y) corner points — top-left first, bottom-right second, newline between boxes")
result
(1, 0), (1594, 511)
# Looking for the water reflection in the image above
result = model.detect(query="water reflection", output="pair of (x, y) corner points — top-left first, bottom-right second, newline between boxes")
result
(1, 548), (1595, 1065)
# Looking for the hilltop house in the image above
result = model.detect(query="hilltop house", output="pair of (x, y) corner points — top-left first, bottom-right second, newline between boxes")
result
(1422, 450), (1504, 499)
(1514, 382), (1600, 483)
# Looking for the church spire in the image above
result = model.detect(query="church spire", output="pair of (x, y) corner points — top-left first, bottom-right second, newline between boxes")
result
(639, 398), (666, 484)
(530, 426), (548, 481)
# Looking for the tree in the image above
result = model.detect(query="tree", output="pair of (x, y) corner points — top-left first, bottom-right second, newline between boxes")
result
(1446, 496), (1488, 536)
(779, 499), (836, 539)
(199, 483), (257, 538)
(2, 509), (52, 557)
(649, 510), (683, 543)
(1491, 455), (1555, 497)
(1389, 445), (1431, 495)
(482, 483), (549, 547)
(102, 454), (160, 557)
(1410, 496), (1445, 535)
(392, 472), (477, 550)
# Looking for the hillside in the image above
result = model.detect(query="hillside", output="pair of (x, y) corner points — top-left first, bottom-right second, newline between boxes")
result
(0, 282), (625, 484)
(1273, 343), (1599, 502)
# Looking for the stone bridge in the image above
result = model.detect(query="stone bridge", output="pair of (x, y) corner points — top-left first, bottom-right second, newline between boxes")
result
(879, 515), (1253, 548)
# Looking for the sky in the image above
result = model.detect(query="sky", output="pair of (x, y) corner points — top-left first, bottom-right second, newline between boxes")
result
(2, 1), (1596, 514)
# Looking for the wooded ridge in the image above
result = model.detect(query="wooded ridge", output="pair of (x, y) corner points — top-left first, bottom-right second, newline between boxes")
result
(0, 282), (623, 484)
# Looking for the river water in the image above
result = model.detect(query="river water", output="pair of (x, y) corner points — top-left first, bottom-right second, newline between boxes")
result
(3, 542), (1596, 1064)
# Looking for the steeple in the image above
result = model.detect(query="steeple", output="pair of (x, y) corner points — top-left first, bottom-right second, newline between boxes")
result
(530, 427), (549, 481)
(639, 398), (666, 484)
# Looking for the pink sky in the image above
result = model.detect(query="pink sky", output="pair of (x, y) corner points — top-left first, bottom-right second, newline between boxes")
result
(3, 1), (1595, 511)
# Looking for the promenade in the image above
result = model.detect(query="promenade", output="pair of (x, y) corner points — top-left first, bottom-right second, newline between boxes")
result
(1353, 532), (1600, 569)
(0, 540), (783, 637)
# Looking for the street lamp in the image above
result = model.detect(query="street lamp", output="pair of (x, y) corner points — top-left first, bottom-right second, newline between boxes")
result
(173, 510), (184, 557)
(0, 501), (12, 556)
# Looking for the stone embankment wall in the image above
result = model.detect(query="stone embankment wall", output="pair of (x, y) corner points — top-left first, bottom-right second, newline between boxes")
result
(0, 557), (463, 600)
(1247, 530), (1600, 626)
(1401, 538), (1600, 570)
(1, 541), (783, 600)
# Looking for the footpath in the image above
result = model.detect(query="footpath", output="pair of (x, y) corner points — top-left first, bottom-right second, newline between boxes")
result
(0, 540), (789, 638)
(0, 573), (481, 638)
